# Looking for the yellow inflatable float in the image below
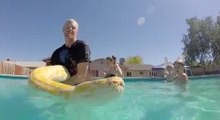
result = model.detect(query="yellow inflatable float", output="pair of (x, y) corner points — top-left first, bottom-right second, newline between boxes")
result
(29, 65), (125, 102)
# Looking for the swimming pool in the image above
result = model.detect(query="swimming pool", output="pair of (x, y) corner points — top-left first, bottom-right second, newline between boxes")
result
(0, 75), (220, 120)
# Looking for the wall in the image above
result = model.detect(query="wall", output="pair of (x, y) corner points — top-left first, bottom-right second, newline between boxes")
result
(0, 61), (30, 75)
(123, 70), (151, 77)
(89, 59), (107, 78)
(192, 65), (220, 75)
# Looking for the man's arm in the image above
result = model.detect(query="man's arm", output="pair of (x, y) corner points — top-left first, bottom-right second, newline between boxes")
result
(115, 64), (123, 77)
(63, 41), (91, 85)
(74, 62), (90, 82)
(62, 62), (89, 85)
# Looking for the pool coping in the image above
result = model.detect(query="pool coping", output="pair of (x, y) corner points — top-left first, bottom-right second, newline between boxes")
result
(1, 74), (220, 81)
(124, 74), (220, 81)
(188, 74), (220, 80)
(0, 74), (28, 79)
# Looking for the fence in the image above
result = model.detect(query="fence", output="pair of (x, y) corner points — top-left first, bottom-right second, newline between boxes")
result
(192, 65), (220, 75)
(0, 61), (30, 75)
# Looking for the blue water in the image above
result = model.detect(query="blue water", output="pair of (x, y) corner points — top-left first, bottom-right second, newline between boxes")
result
(0, 75), (220, 120)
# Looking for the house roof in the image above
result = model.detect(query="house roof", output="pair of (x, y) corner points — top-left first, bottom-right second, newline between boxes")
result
(42, 57), (51, 61)
(152, 62), (173, 69)
(92, 58), (105, 62)
(2, 61), (46, 68)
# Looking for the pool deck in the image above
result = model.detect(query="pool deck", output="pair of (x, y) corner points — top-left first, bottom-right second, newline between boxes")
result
(124, 77), (165, 82)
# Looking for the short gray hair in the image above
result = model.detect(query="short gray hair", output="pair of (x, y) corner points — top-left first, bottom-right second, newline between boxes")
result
(63, 19), (79, 31)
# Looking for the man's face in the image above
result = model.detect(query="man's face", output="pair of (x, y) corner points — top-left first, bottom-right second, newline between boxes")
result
(166, 66), (173, 72)
(174, 63), (184, 74)
(106, 59), (113, 67)
(63, 22), (78, 39)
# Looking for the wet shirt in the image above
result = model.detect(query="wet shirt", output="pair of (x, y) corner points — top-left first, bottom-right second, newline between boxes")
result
(50, 40), (91, 76)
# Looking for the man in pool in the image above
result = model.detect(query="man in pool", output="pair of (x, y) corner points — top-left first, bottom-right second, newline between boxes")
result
(173, 60), (188, 85)
(104, 56), (123, 78)
(50, 19), (91, 85)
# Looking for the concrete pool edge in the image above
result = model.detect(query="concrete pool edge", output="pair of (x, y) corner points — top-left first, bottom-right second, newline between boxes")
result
(124, 74), (220, 81)
(0, 74), (28, 79)
(1, 74), (220, 81)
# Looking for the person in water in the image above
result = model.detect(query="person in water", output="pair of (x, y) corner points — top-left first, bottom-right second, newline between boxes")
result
(50, 19), (91, 85)
(104, 56), (123, 78)
(173, 60), (188, 85)
(164, 64), (175, 82)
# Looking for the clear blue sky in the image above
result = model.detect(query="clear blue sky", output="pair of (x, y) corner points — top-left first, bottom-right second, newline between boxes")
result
(0, 0), (220, 65)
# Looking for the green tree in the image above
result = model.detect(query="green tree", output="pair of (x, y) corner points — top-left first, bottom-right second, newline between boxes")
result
(211, 16), (220, 64)
(125, 56), (144, 64)
(182, 16), (214, 68)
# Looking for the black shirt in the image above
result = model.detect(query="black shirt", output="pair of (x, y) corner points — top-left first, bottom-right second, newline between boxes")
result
(50, 40), (91, 76)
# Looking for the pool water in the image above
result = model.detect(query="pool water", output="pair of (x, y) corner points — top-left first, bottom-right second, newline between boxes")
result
(0, 76), (220, 120)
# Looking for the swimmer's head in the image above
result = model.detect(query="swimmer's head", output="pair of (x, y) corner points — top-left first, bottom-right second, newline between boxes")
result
(174, 60), (184, 67)
(106, 56), (117, 65)
(174, 60), (185, 74)
(166, 64), (174, 69)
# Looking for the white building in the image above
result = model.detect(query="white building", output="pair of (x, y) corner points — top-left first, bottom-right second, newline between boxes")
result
(122, 64), (153, 77)
(89, 58), (107, 78)
(89, 58), (153, 78)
